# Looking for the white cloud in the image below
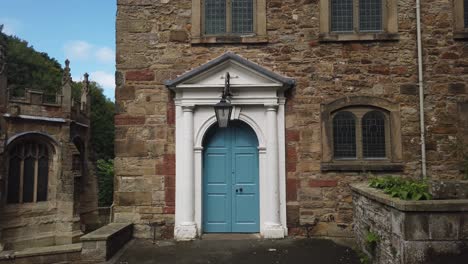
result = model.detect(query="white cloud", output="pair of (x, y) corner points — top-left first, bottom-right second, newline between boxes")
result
(90, 71), (115, 90)
(64, 40), (93, 61)
(64, 41), (114, 65)
(95, 47), (115, 64)
(0, 18), (21, 36)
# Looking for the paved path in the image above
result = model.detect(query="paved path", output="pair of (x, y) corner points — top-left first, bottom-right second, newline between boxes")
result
(112, 238), (360, 264)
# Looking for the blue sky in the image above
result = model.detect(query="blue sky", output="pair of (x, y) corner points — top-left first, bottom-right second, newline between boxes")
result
(0, 0), (116, 100)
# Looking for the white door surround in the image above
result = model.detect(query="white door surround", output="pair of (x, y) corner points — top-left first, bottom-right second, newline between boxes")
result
(165, 53), (295, 241)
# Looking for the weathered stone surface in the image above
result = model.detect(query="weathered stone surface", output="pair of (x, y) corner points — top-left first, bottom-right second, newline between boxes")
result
(81, 223), (133, 261)
(430, 180), (468, 199)
(115, 0), (468, 241)
(0, 61), (100, 251)
(353, 184), (468, 264)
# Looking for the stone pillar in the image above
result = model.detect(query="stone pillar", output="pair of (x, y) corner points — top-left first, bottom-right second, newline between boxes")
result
(175, 106), (197, 240)
(61, 60), (72, 116)
(264, 105), (284, 238)
(0, 33), (7, 111)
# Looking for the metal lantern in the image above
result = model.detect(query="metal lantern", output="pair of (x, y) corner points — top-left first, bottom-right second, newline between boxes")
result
(214, 98), (232, 128)
(214, 72), (233, 128)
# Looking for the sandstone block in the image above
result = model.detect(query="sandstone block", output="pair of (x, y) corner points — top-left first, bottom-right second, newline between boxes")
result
(125, 69), (155, 81)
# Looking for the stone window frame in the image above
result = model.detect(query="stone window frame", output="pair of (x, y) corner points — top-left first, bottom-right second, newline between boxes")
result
(191, 0), (268, 44)
(3, 134), (56, 206)
(321, 96), (403, 172)
(454, 0), (468, 39)
(319, 0), (399, 42)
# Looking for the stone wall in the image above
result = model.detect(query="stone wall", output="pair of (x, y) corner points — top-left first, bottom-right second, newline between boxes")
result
(115, 0), (468, 239)
(0, 61), (99, 250)
(352, 183), (468, 264)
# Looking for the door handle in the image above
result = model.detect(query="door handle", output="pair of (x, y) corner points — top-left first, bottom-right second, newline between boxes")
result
(239, 188), (243, 193)
(236, 189), (238, 193)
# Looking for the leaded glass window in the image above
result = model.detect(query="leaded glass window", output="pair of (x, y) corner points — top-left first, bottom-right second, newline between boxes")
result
(204, 0), (254, 35)
(362, 111), (386, 158)
(330, 0), (383, 33)
(232, 0), (254, 34)
(333, 111), (357, 159)
(7, 140), (50, 204)
(359, 0), (382, 31)
(331, 0), (354, 32)
(205, 0), (226, 35)
(465, 0), (468, 28)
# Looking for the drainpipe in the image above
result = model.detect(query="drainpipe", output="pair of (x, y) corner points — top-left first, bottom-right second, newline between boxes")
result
(416, 0), (427, 179)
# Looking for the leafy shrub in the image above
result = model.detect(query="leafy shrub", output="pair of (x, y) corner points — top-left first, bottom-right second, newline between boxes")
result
(97, 159), (114, 207)
(369, 177), (432, 201)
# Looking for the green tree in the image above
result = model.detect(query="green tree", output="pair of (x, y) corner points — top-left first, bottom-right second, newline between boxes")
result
(96, 159), (114, 207)
(2, 27), (116, 205)
(73, 81), (115, 161)
(73, 81), (115, 206)
(1, 26), (63, 96)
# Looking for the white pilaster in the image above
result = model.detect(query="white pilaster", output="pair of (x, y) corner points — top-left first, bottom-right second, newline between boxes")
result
(175, 105), (197, 240)
(263, 105), (284, 238)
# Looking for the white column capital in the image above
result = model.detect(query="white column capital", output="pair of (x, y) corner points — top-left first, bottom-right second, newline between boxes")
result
(182, 105), (195, 112)
(265, 104), (278, 112)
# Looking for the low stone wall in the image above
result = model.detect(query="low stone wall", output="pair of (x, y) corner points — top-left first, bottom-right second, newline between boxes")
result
(81, 223), (133, 262)
(0, 244), (82, 264)
(351, 183), (468, 264)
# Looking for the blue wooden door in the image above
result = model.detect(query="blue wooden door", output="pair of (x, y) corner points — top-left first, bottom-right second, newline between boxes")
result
(203, 122), (259, 233)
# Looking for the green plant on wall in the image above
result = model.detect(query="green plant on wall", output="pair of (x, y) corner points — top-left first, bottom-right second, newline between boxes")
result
(365, 231), (380, 247)
(358, 251), (370, 264)
(365, 231), (380, 256)
(369, 177), (432, 201)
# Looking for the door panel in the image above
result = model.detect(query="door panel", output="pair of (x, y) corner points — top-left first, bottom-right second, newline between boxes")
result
(203, 122), (259, 233)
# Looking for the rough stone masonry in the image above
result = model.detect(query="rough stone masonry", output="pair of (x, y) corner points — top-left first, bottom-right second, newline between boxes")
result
(114, 0), (468, 239)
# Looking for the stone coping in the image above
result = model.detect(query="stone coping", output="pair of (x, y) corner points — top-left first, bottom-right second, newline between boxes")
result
(80, 223), (132, 241)
(350, 183), (468, 212)
(0, 243), (82, 259)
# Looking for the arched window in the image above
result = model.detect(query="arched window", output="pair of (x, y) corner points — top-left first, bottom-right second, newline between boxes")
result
(204, 0), (254, 35)
(362, 111), (386, 158)
(321, 97), (402, 172)
(7, 141), (49, 204)
(333, 111), (357, 159)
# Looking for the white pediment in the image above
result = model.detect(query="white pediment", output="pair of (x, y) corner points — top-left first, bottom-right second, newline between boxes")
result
(165, 52), (295, 90)
(179, 60), (282, 88)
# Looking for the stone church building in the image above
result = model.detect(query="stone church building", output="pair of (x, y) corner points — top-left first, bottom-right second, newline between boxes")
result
(0, 37), (99, 250)
(115, 0), (468, 240)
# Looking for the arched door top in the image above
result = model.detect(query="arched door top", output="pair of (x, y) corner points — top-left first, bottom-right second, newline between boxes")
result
(196, 114), (265, 149)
